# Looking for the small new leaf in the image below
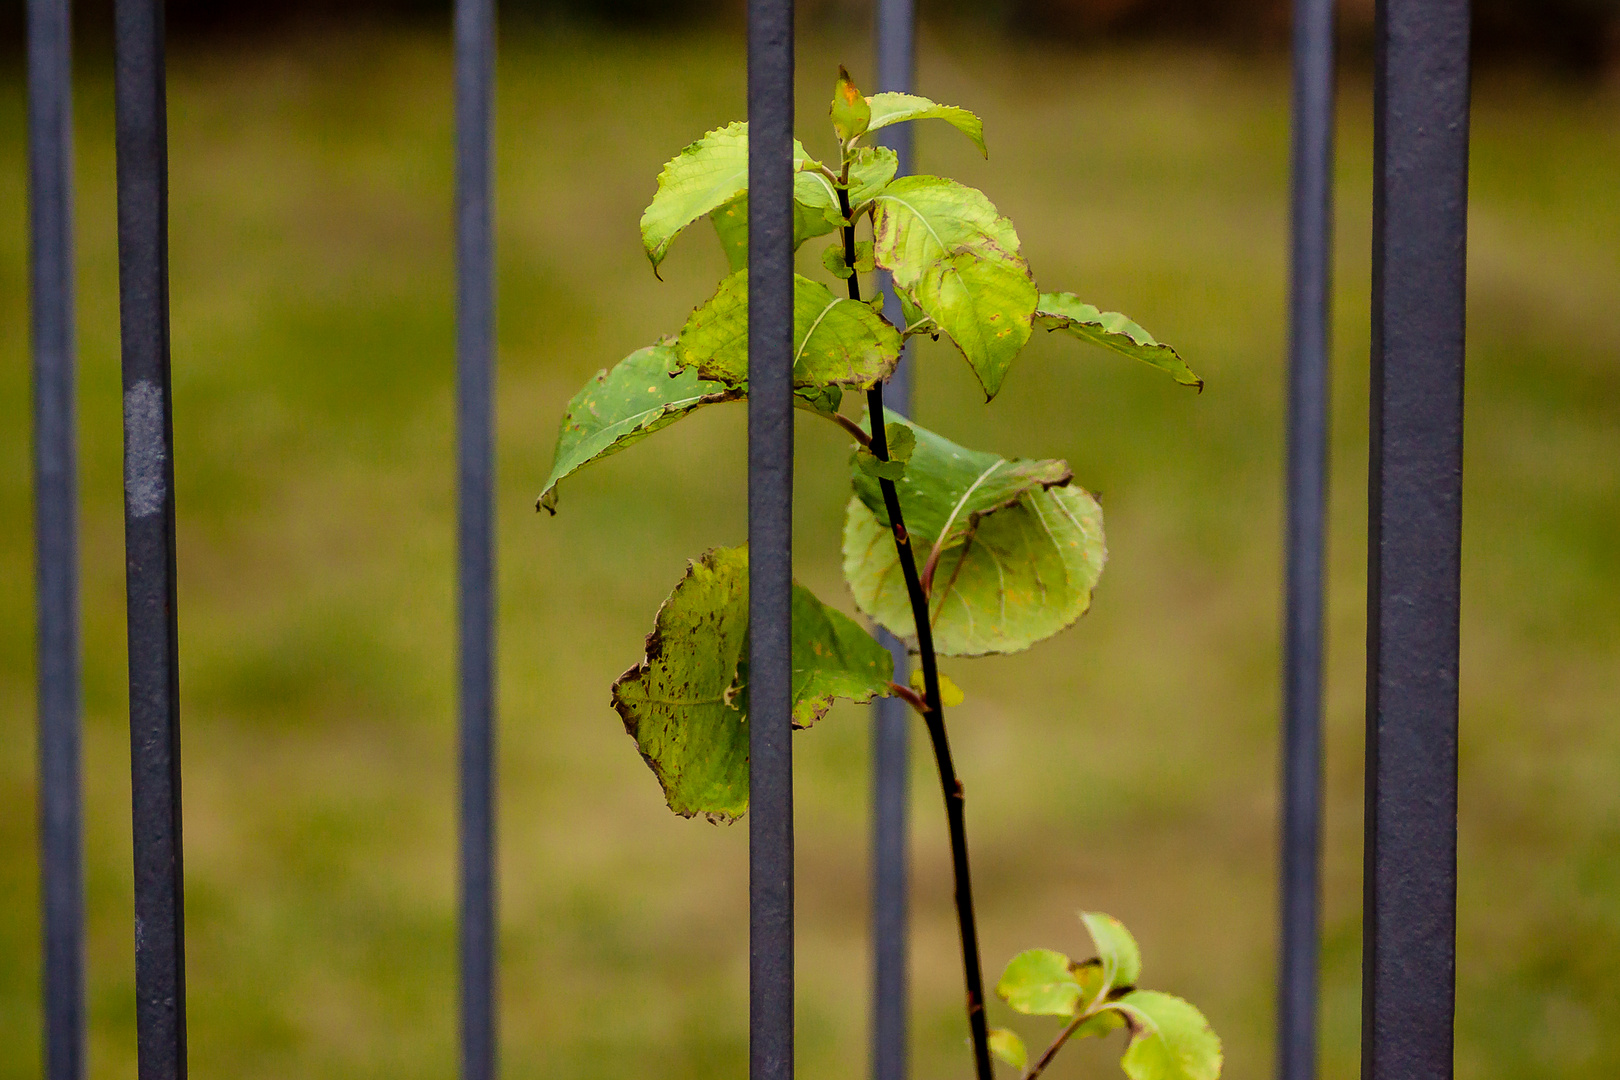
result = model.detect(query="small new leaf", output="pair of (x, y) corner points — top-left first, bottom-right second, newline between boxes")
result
(822, 240), (875, 280)
(1081, 912), (1144, 995)
(865, 91), (987, 156)
(539, 342), (742, 513)
(996, 948), (1083, 1017)
(613, 547), (893, 821)
(1111, 991), (1222, 1080)
(989, 1028), (1028, 1073)
(855, 447), (907, 482)
(832, 65), (871, 142)
(883, 422), (915, 464)
(910, 668), (965, 707)
(1036, 292), (1203, 391)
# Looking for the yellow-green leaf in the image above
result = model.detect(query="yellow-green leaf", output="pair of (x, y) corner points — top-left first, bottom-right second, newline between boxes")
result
(989, 1028), (1028, 1073)
(1111, 991), (1222, 1080)
(832, 65), (871, 142)
(1080, 911), (1143, 994)
(865, 91), (987, 156)
(679, 270), (901, 390)
(539, 342), (743, 513)
(996, 948), (1083, 1017)
(872, 176), (1036, 399)
(1036, 292), (1202, 391)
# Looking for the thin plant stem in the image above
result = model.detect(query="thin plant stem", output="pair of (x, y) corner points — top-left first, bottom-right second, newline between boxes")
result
(838, 178), (995, 1080)
(1024, 1012), (1090, 1080)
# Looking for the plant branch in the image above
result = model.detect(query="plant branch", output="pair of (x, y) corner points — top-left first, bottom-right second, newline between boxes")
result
(838, 180), (995, 1080)
(829, 409), (872, 448)
(1024, 1011), (1091, 1080)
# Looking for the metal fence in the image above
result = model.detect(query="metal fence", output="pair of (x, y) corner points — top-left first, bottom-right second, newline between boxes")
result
(26, 0), (1469, 1077)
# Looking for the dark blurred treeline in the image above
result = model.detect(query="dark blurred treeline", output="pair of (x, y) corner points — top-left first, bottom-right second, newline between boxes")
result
(4, 0), (1619, 72)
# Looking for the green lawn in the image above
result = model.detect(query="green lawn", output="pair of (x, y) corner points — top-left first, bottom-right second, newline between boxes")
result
(2, 26), (1617, 1080)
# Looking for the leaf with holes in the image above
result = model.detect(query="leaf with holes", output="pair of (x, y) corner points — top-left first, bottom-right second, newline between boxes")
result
(843, 418), (1105, 656)
(864, 91), (987, 156)
(1110, 991), (1222, 1080)
(872, 176), (1036, 399)
(679, 269), (901, 389)
(539, 342), (743, 513)
(1036, 292), (1202, 390)
(997, 948), (1083, 1017)
(613, 547), (892, 822)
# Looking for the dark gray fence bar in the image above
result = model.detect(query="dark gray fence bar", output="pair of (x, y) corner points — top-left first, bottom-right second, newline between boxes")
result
(747, 0), (795, 1077)
(29, 1), (85, 1077)
(454, 0), (498, 1079)
(870, 1), (915, 1078)
(1362, 1), (1470, 1078)
(1276, 0), (1334, 1077)
(113, 0), (188, 1076)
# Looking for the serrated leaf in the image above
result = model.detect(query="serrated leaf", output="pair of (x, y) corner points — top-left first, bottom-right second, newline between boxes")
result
(1111, 991), (1222, 1080)
(797, 146), (900, 224)
(884, 422), (915, 464)
(843, 419), (1106, 656)
(796, 385), (843, 417)
(823, 239), (875, 280)
(855, 447), (907, 482)
(1080, 912), (1143, 994)
(1036, 292), (1203, 391)
(642, 122), (831, 272)
(865, 91), (987, 156)
(996, 949), (1083, 1017)
(539, 343), (743, 513)
(873, 176), (1036, 399)
(613, 547), (892, 821)
(679, 269), (901, 389)
(989, 1028), (1028, 1072)
(832, 65), (871, 141)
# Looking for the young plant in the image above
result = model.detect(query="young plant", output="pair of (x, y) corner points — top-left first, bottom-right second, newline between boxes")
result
(539, 66), (1216, 1080)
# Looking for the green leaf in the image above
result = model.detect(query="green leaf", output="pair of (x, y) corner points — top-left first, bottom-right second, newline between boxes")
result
(1036, 292), (1203, 391)
(822, 239), (875, 280)
(679, 269), (901, 390)
(883, 422), (915, 464)
(1080, 912), (1143, 994)
(996, 949), (1083, 1017)
(1111, 991), (1222, 1080)
(832, 65), (871, 142)
(642, 122), (832, 272)
(612, 547), (893, 821)
(989, 1028), (1028, 1073)
(872, 176), (1036, 399)
(843, 418), (1106, 657)
(539, 342), (744, 513)
(855, 448), (907, 482)
(715, 148), (897, 271)
(896, 287), (937, 337)
(910, 667), (965, 707)
(795, 385), (843, 417)
(864, 91), (987, 156)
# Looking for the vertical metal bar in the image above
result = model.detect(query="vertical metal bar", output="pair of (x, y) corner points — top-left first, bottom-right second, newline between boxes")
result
(1276, 0), (1334, 1078)
(747, 0), (795, 1077)
(113, 0), (188, 1077)
(454, 0), (498, 1077)
(870, 3), (915, 1079)
(29, 2), (84, 1078)
(1363, 2), (1469, 1079)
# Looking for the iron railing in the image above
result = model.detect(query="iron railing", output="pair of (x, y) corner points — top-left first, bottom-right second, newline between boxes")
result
(24, 0), (1471, 1078)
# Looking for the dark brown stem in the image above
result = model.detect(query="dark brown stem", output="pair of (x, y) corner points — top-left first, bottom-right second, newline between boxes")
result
(831, 410), (873, 448)
(838, 181), (995, 1080)
(1025, 1012), (1090, 1080)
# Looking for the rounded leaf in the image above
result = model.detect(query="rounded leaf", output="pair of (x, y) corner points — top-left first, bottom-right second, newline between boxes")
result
(989, 1028), (1028, 1073)
(1081, 911), (1144, 994)
(996, 948), (1082, 1017)
(1111, 991), (1222, 1080)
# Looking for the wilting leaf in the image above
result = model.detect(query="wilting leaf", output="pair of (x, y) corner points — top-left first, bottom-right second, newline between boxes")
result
(1080, 911), (1143, 993)
(864, 91), (987, 156)
(831, 65), (871, 142)
(1110, 991), (1222, 1080)
(539, 343), (743, 513)
(873, 176), (1036, 399)
(613, 547), (891, 821)
(989, 1028), (1028, 1073)
(997, 949), (1083, 1017)
(642, 122), (833, 272)
(679, 269), (901, 389)
(843, 419), (1105, 656)
(1036, 292), (1202, 391)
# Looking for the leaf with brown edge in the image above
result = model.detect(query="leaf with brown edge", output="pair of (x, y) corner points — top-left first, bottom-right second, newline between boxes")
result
(1036, 292), (1203, 390)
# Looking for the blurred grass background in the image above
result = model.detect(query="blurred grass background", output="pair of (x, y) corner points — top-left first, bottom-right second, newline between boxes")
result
(2, 17), (1618, 1080)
